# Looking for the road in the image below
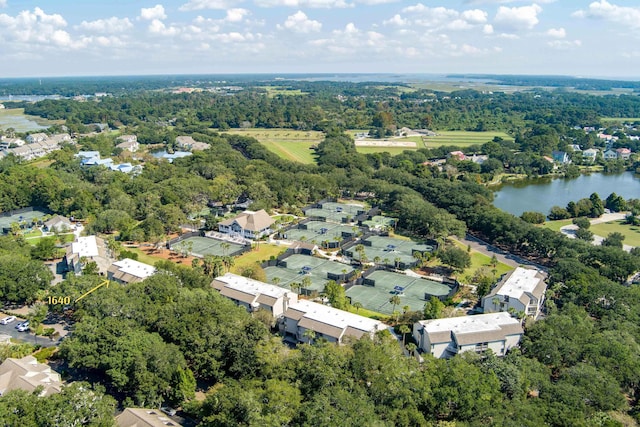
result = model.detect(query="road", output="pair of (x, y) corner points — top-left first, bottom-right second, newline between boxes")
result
(559, 212), (634, 252)
(454, 234), (548, 272)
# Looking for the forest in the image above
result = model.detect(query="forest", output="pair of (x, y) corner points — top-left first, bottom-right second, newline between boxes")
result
(1, 78), (640, 426)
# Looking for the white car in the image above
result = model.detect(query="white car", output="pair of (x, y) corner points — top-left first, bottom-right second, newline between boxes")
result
(160, 407), (177, 417)
(16, 321), (29, 332)
(0, 316), (16, 325)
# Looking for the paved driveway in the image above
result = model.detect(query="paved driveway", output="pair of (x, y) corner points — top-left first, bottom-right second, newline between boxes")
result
(0, 317), (65, 348)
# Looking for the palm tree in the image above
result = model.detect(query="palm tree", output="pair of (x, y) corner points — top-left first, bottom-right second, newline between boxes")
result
(353, 302), (363, 312)
(492, 297), (501, 311)
(221, 242), (231, 257)
(389, 295), (401, 316)
(290, 282), (301, 294)
(398, 324), (410, 346)
(271, 277), (281, 286)
(406, 342), (417, 357)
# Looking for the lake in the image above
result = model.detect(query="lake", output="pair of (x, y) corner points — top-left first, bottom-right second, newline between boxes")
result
(493, 172), (640, 216)
(0, 108), (52, 132)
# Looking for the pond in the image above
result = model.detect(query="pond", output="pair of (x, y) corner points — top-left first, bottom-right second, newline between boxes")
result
(493, 172), (640, 216)
(0, 108), (53, 132)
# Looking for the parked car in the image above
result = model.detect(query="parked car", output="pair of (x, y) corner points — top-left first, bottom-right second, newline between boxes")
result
(160, 407), (177, 417)
(16, 321), (29, 332)
(0, 316), (16, 325)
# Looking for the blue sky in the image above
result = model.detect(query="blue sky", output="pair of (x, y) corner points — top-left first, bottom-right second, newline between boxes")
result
(0, 0), (638, 78)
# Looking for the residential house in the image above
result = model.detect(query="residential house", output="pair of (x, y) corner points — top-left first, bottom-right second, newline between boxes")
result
(65, 235), (112, 275)
(413, 312), (523, 359)
(0, 137), (25, 150)
(603, 149), (618, 160)
(568, 144), (582, 152)
(116, 408), (182, 427)
(482, 267), (547, 319)
(175, 135), (209, 151)
(551, 151), (570, 164)
(48, 133), (72, 145)
(107, 259), (156, 284)
(0, 355), (63, 396)
(159, 151), (192, 163)
(26, 133), (48, 144)
(281, 300), (385, 344)
(211, 272), (298, 318)
(116, 135), (139, 152)
(218, 210), (275, 240)
(43, 215), (73, 233)
(616, 148), (631, 160)
(468, 154), (488, 165)
(75, 151), (101, 162)
(448, 151), (466, 161)
(582, 148), (599, 162)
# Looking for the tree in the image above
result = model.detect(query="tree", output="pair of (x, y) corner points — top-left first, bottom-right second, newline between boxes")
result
(520, 211), (546, 224)
(405, 342), (417, 357)
(323, 280), (349, 310)
(572, 217), (591, 230)
(575, 227), (594, 242)
(31, 237), (58, 260)
(602, 232), (625, 249)
(398, 324), (410, 346)
(438, 246), (471, 273)
(424, 296), (445, 319)
(302, 328), (316, 344)
(389, 295), (401, 317)
(352, 301), (363, 312)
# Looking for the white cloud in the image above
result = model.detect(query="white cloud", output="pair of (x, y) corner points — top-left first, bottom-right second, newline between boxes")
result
(494, 4), (542, 31)
(545, 27), (565, 38)
(483, 24), (494, 34)
(0, 0), (6, 8)
(465, 0), (555, 3)
(547, 39), (581, 50)
(461, 9), (488, 24)
(255, 0), (350, 8)
(225, 8), (249, 22)
(573, 0), (640, 30)
(277, 11), (322, 33)
(148, 19), (180, 35)
(0, 7), (80, 48)
(179, 0), (240, 10)
(140, 5), (167, 21)
(77, 17), (133, 33)
(383, 14), (408, 27)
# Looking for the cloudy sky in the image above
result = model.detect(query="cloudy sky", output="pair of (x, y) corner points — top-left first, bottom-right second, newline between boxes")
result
(0, 0), (638, 78)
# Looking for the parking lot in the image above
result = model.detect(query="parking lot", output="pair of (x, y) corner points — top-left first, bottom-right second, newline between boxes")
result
(0, 313), (68, 347)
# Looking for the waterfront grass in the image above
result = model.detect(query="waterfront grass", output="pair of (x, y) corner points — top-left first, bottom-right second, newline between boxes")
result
(590, 220), (640, 247)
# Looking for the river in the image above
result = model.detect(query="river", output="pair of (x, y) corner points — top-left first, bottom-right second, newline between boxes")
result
(493, 172), (640, 216)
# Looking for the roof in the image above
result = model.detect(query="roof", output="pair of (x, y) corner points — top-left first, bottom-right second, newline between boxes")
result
(0, 355), (63, 396)
(212, 272), (295, 308)
(284, 300), (383, 340)
(616, 148), (631, 154)
(44, 215), (72, 228)
(71, 236), (100, 257)
(116, 408), (182, 427)
(218, 210), (274, 232)
(417, 312), (523, 345)
(487, 267), (547, 304)
(108, 259), (156, 282)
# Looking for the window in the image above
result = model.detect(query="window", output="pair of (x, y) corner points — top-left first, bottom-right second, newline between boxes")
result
(475, 342), (488, 353)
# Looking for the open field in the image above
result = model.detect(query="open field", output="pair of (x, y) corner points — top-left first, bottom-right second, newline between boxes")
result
(171, 236), (246, 257)
(356, 146), (418, 156)
(423, 131), (513, 148)
(450, 241), (514, 283)
(542, 219), (574, 232)
(231, 243), (287, 273)
(223, 128), (323, 164)
(590, 220), (640, 247)
(262, 87), (308, 97)
(0, 108), (62, 132)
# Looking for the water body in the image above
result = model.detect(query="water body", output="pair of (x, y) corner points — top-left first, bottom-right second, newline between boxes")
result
(0, 111), (50, 132)
(493, 172), (640, 217)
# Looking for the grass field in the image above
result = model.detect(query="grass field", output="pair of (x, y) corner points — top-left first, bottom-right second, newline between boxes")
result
(590, 220), (640, 247)
(223, 128), (323, 164)
(355, 146), (418, 156)
(423, 131), (513, 148)
(262, 87), (308, 97)
(450, 241), (514, 284)
(231, 243), (287, 274)
(542, 219), (573, 232)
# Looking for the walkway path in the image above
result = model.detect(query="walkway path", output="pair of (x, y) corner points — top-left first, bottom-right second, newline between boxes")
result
(559, 212), (634, 252)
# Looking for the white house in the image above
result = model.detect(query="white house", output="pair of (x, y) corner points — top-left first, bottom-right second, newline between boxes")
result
(582, 148), (599, 162)
(65, 235), (112, 275)
(43, 215), (73, 233)
(616, 148), (632, 160)
(218, 210), (274, 240)
(0, 137), (25, 149)
(482, 267), (547, 319)
(281, 300), (385, 344)
(115, 135), (139, 152)
(413, 312), (524, 359)
(107, 258), (156, 284)
(175, 135), (209, 151)
(26, 133), (48, 144)
(211, 272), (298, 318)
(0, 355), (63, 396)
(116, 408), (183, 427)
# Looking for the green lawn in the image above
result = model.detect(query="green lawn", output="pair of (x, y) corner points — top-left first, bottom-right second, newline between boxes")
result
(355, 146), (417, 156)
(122, 246), (165, 266)
(223, 129), (324, 164)
(451, 241), (514, 284)
(423, 131), (513, 148)
(346, 305), (387, 320)
(590, 220), (640, 247)
(543, 219), (574, 232)
(231, 243), (287, 274)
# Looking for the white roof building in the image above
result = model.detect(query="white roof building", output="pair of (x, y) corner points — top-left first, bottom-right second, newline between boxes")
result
(116, 408), (182, 427)
(107, 259), (156, 284)
(482, 267), (547, 319)
(65, 235), (112, 275)
(413, 312), (524, 359)
(0, 355), (63, 396)
(281, 300), (385, 344)
(211, 272), (298, 317)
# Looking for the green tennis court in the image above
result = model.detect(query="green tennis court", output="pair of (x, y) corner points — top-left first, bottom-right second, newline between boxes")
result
(283, 221), (357, 244)
(172, 236), (245, 257)
(347, 270), (454, 314)
(345, 235), (436, 269)
(362, 215), (397, 230)
(0, 209), (48, 234)
(303, 202), (366, 224)
(265, 254), (355, 294)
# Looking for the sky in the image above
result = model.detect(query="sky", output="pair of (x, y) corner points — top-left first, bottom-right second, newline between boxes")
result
(0, 0), (639, 78)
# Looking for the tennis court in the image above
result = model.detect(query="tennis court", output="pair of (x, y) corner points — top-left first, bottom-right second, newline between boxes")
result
(303, 202), (366, 224)
(171, 236), (246, 257)
(362, 215), (397, 231)
(283, 221), (357, 245)
(346, 270), (454, 315)
(345, 235), (436, 269)
(264, 254), (354, 294)
(0, 209), (48, 234)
